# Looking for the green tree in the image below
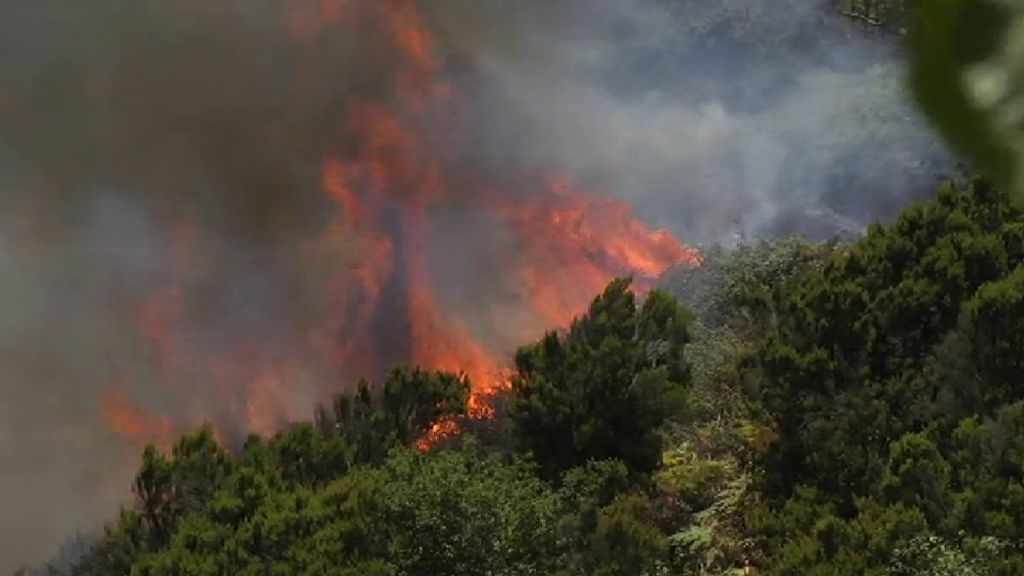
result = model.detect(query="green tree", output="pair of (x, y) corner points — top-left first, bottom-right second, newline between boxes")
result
(510, 278), (692, 480)
(71, 510), (146, 576)
(381, 447), (561, 576)
(132, 427), (233, 549)
(881, 432), (951, 525)
(755, 178), (1024, 509)
(315, 367), (469, 466)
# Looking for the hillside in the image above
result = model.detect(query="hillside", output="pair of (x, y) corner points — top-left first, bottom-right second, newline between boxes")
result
(18, 176), (1023, 575)
(12, 0), (1015, 574)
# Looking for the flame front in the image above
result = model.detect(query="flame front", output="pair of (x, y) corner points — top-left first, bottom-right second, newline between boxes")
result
(103, 0), (701, 449)
(500, 173), (703, 328)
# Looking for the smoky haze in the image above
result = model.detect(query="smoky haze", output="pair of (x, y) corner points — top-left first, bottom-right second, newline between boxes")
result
(426, 0), (949, 240)
(0, 0), (947, 570)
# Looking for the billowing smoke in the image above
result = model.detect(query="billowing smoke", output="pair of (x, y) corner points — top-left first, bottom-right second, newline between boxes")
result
(0, 0), (946, 570)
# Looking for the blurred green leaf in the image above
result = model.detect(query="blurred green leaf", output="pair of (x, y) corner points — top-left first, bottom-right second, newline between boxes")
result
(909, 0), (1018, 196)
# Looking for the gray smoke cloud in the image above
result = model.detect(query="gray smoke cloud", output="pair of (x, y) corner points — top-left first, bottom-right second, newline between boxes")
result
(0, 0), (948, 571)
(0, 1), (391, 569)
(426, 0), (949, 242)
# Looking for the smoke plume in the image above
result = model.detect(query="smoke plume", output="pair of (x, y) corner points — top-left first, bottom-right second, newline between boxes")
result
(0, 0), (946, 570)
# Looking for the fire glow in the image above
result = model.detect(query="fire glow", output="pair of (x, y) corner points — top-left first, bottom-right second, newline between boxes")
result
(100, 0), (701, 450)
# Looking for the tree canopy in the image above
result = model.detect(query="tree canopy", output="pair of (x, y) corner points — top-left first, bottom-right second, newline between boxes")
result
(510, 279), (692, 481)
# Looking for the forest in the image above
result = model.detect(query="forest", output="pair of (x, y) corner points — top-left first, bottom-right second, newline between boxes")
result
(17, 0), (1024, 574)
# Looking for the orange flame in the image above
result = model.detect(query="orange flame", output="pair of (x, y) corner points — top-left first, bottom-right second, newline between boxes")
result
(416, 418), (461, 451)
(499, 173), (703, 328)
(402, 205), (507, 415)
(101, 381), (176, 451)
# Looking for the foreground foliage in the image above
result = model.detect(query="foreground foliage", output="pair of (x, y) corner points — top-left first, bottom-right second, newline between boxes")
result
(746, 179), (1024, 575)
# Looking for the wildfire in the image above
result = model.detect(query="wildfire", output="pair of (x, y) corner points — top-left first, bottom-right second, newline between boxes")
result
(101, 0), (701, 451)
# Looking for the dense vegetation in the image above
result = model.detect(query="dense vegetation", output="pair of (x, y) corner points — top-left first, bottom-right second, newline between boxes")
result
(22, 176), (1024, 575)
(743, 179), (1024, 575)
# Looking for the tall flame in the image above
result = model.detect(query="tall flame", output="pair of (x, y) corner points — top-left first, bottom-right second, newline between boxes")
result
(102, 0), (701, 449)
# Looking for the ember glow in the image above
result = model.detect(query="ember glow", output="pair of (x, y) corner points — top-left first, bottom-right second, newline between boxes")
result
(101, 0), (701, 448)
